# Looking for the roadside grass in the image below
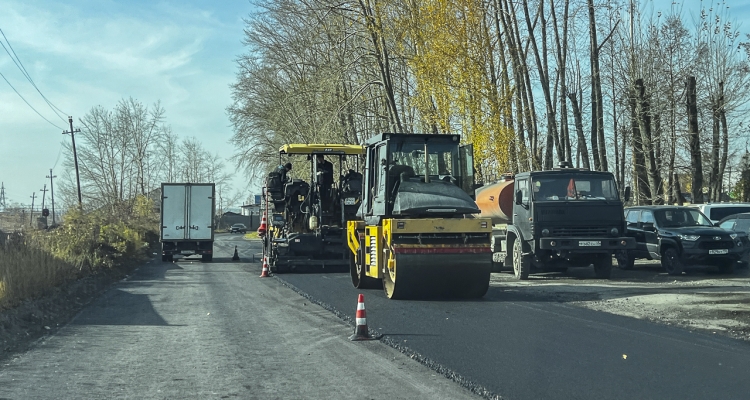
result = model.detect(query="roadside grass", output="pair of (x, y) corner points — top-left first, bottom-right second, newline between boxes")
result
(0, 196), (159, 311)
(0, 239), (77, 310)
(244, 231), (260, 240)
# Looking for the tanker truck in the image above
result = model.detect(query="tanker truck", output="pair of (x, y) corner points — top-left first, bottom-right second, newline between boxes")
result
(475, 163), (635, 279)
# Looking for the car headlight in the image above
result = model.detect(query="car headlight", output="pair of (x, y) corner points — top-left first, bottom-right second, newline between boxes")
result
(679, 234), (700, 241)
(730, 233), (738, 239)
(610, 227), (619, 236)
(541, 228), (550, 237)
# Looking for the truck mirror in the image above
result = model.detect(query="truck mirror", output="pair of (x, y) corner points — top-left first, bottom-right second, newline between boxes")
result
(515, 190), (523, 205)
(642, 222), (655, 231)
(624, 186), (631, 202)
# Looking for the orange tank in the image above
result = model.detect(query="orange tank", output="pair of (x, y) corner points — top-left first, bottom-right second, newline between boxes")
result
(475, 179), (515, 224)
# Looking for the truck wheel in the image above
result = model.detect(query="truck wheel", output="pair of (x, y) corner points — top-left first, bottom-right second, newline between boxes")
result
(202, 254), (212, 262)
(593, 254), (613, 279)
(162, 255), (171, 262)
(512, 238), (530, 280)
(615, 250), (634, 270)
(661, 248), (684, 276)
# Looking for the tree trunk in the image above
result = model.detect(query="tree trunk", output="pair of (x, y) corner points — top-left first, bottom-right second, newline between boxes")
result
(634, 79), (663, 204)
(673, 172), (685, 206)
(498, 0), (535, 171)
(630, 94), (650, 204)
(717, 82), (728, 201)
(568, 90), (590, 170)
(522, 0), (558, 170)
(708, 98), (720, 202)
(686, 76), (704, 204)
(357, 0), (403, 133)
(587, 0), (607, 171)
(551, 0), (571, 164)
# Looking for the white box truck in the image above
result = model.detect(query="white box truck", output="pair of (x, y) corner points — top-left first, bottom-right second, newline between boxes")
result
(160, 183), (215, 262)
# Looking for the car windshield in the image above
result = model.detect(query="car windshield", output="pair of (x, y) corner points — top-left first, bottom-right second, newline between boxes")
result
(532, 174), (619, 201)
(655, 209), (713, 228)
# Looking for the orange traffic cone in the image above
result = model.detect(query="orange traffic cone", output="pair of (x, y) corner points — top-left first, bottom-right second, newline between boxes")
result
(257, 214), (267, 236)
(349, 294), (377, 341)
(260, 257), (270, 277)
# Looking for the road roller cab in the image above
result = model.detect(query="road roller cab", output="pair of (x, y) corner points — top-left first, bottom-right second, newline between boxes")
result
(346, 133), (493, 299)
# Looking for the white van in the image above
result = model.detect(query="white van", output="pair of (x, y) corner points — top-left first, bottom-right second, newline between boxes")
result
(687, 203), (750, 224)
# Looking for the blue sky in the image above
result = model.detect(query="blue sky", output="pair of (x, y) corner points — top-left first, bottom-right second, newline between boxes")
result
(0, 0), (256, 208)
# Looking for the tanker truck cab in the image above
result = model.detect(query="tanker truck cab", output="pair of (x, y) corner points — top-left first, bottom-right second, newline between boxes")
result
(347, 133), (493, 299)
(480, 164), (635, 279)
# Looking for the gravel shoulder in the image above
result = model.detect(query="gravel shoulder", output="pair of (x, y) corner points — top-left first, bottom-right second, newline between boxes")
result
(491, 260), (750, 342)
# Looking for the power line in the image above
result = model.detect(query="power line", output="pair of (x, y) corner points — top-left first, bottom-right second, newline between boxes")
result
(0, 70), (65, 130)
(0, 27), (68, 122)
(52, 141), (64, 170)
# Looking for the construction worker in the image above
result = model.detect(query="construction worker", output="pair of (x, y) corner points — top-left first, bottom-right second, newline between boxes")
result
(275, 162), (292, 182)
(316, 154), (334, 211)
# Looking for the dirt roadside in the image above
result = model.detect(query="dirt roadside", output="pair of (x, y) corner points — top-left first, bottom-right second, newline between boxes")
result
(0, 263), (141, 362)
(491, 260), (750, 342)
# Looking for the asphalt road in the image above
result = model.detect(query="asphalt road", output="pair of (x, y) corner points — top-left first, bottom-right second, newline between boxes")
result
(275, 252), (750, 400)
(0, 234), (481, 400)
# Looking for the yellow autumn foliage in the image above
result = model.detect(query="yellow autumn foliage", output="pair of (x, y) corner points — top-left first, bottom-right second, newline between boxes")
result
(398, 0), (516, 181)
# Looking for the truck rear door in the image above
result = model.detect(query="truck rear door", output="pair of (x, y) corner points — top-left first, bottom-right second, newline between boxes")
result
(162, 184), (187, 240)
(188, 184), (214, 240)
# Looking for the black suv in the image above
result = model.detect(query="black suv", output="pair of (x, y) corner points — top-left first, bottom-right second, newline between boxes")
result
(616, 206), (747, 275)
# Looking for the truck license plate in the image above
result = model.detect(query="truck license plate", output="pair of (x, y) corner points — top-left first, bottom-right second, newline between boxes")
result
(579, 241), (601, 247)
(708, 249), (728, 255)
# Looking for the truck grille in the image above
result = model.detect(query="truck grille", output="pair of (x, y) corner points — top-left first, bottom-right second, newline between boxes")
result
(699, 240), (734, 250)
(550, 227), (608, 237)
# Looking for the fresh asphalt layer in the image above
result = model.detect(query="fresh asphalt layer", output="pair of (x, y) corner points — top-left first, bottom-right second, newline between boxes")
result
(276, 261), (750, 400)
(0, 234), (481, 400)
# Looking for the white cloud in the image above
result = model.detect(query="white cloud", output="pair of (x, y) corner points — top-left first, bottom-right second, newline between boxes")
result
(0, 0), (255, 205)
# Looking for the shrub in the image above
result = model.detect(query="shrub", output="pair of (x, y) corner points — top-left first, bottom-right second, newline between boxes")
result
(0, 195), (159, 309)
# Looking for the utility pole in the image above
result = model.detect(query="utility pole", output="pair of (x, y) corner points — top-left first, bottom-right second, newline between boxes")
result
(29, 192), (36, 226)
(63, 116), (82, 207)
(40, 184), (48, 227)
(40, 184), (48, 211)
(47, 170), (57, 225)
(0, 182), (6, 210)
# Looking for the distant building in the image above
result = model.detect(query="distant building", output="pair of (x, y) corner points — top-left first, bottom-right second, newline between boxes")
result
(216, 211), (258, 230)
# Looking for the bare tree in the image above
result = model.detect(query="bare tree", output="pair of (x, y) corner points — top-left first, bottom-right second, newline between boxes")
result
(686, 76), (704, 204)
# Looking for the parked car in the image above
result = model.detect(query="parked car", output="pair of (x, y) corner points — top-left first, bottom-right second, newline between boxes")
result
(230, 223), (247, 233)
(687, 203), (750, 225)
(615, 206), (747, 275)
(717, 212), (750, 268)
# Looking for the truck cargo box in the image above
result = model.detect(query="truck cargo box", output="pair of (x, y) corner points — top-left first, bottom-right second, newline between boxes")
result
(160, 183), (215, 262)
